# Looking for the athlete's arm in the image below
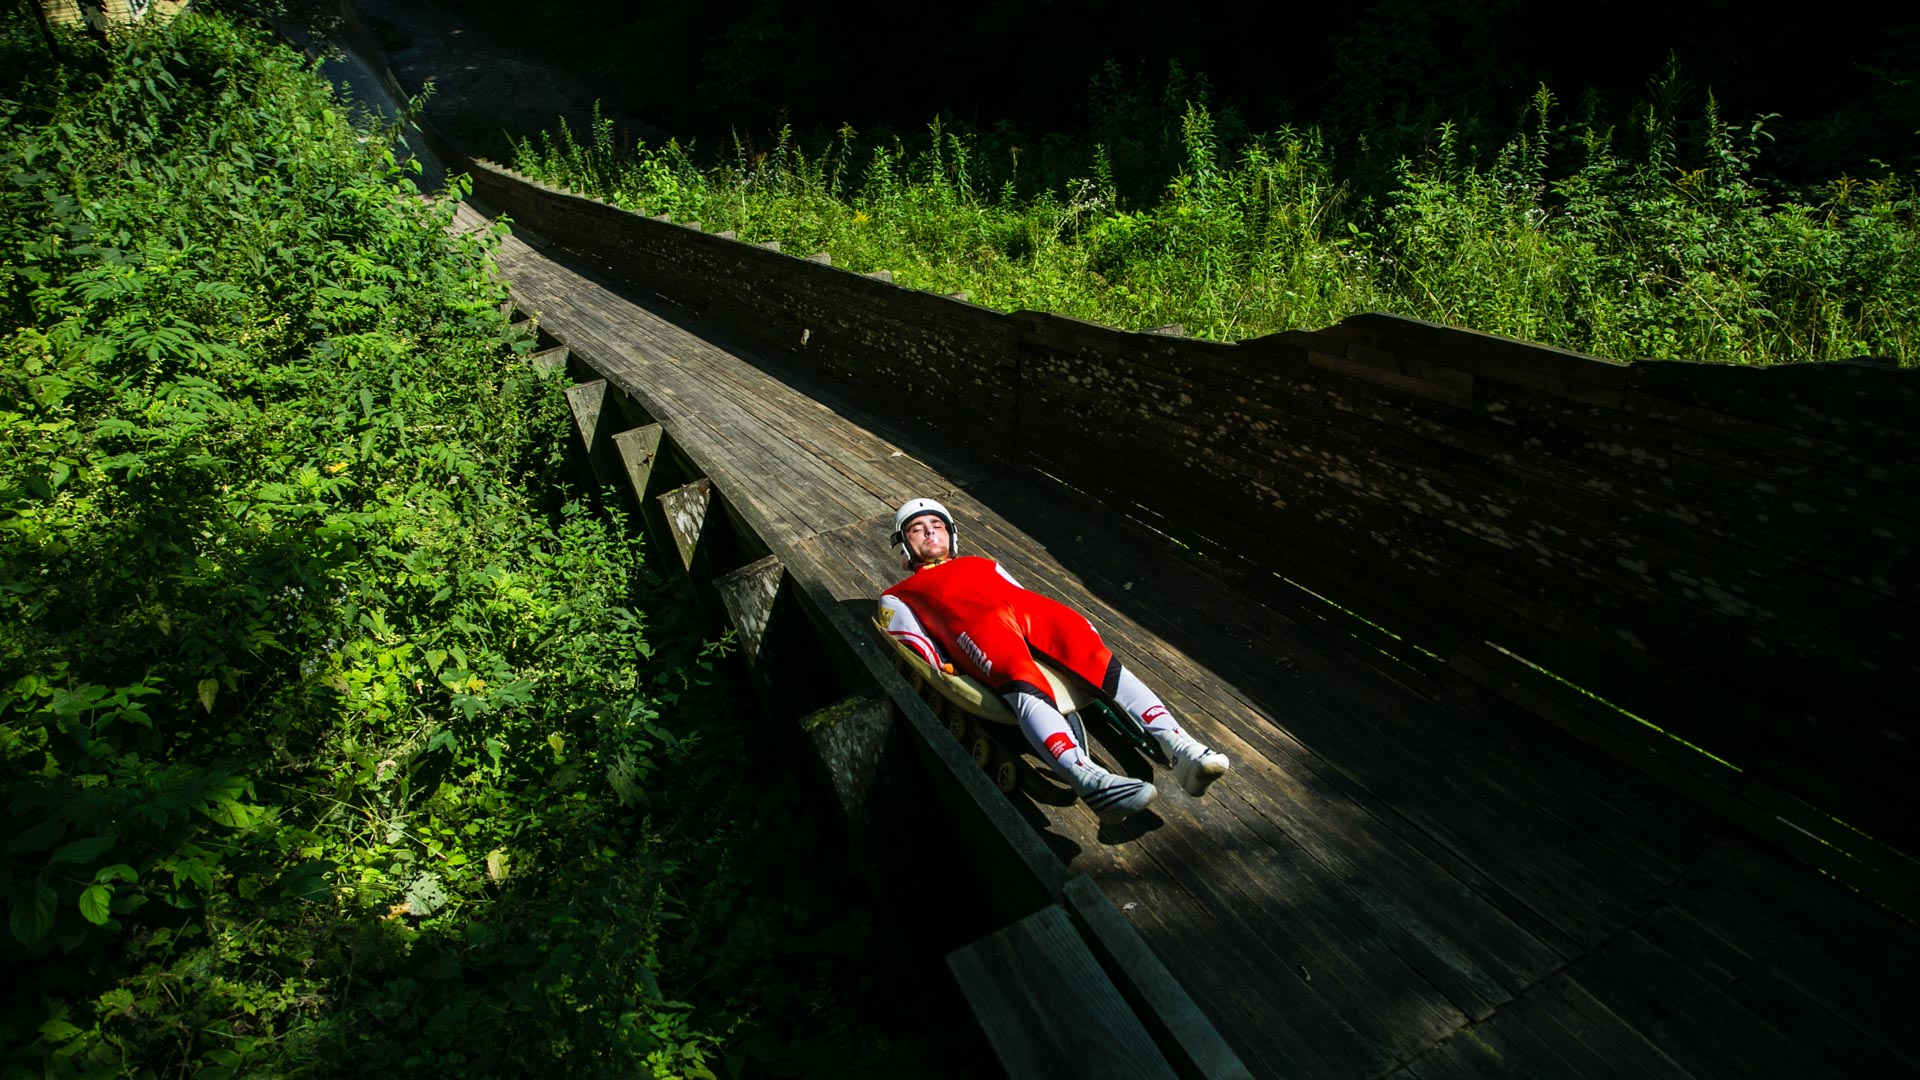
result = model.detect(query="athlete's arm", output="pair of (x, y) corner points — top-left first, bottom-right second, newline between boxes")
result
(877, 594), (950, 670)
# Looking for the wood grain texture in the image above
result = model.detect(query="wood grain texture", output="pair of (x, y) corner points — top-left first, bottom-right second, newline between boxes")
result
(947, 904), (1179, 1080)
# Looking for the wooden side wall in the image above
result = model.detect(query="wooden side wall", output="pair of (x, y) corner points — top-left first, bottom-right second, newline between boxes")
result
(463, 158), (1918, 861)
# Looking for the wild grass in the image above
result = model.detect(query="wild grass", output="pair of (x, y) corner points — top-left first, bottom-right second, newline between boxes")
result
(510, 67), (1917, 366)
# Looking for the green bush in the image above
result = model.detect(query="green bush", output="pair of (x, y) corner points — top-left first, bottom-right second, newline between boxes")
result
(510, 70), (1917, 365)
(1, 13), (940, 1078)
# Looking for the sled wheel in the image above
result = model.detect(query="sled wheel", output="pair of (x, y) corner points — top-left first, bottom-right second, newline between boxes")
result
(969, 731), (994, 769)
(946, 706), (971, 743)
(991, 755), (1020, 795)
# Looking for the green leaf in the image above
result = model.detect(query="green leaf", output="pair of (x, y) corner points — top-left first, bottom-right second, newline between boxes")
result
(94, 864), (138, 884)
(78, 885), (112, 926)
(277, 859), (333, 902)
(403, 872), (448, 916)
(197, 678), (218, 713)
(11, 882), (57, 945)
(37, 1018), (83, 1044)
(49, 836), (114, 865)
(9, 819), (66, 854)
(202, 799), (256, 829)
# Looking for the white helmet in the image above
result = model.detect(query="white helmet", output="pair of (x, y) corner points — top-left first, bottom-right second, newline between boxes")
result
(890, 497), (957, 566)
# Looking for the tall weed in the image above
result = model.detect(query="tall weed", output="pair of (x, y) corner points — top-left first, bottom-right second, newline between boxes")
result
(510, 67), (1916, 364)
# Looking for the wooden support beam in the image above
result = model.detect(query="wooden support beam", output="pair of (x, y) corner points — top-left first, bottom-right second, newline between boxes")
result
(799, 695), (895, 823)
(564, 379), (626, 491)
(529, 345), (570, 375)
(658, 478), (712, 572)
(612, 424), (665, 501)
(947, 904), (1179, 1080)
(715, 554), (784, 668)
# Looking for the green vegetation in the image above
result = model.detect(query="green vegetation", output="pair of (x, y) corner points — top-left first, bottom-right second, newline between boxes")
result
(2, 14), (948, 1078)
(510, 72), (1918, 365)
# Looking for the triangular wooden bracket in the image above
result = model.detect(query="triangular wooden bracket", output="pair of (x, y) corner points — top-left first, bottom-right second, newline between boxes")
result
(798, 695), (894, 823)
(714, 554), (784, 667)
(657, 478), (712, 572)
(612, 424), (665, 505)
(564, 379), (624, 488)
(529, 345), (570, 375)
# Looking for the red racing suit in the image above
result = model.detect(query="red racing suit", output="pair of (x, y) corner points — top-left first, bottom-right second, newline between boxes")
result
(880, 555), (1119, 707)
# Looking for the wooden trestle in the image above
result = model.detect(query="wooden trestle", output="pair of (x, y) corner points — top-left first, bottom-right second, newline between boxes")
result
(456, 199), (1917, 1080)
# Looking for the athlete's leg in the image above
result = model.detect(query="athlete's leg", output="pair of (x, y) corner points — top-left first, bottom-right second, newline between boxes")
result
(949, 613), (1156, 822)
(1001, 690), (1155, 824)
(1020, 592), (1230, 797)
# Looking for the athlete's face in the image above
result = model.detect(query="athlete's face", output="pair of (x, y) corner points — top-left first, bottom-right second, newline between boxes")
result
(902, 513), (951, 563)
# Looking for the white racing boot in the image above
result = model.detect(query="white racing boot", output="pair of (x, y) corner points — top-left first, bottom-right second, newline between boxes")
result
(1068, 761), (1158, 824)
(1155, 729), (1230, 797)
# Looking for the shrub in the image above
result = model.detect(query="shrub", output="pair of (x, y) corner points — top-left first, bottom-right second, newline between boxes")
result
(3, 13), (937, 1078)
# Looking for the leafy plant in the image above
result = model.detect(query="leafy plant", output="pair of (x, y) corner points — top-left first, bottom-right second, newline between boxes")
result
(2, 11), (963, 1077)
(508, 65), (1916, 365)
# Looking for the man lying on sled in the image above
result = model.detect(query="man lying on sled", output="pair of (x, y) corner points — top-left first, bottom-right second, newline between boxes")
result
(876, 497), (1229, 824)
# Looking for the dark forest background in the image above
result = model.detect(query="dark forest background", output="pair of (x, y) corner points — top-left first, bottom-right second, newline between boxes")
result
(453, 0), (1917, 185)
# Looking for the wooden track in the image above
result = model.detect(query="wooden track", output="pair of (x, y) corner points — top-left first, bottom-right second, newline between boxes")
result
(458, 199), (1919, 1079)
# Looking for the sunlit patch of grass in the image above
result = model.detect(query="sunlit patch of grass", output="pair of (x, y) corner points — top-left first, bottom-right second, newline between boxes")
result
(509, 73), (1917, 366)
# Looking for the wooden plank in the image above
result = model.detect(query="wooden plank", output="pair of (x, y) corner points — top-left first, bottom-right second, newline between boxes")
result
(1509, 972), (1697, 1080)
(1091, 863), (1346, 1079)
(1566, 927), (1836, 1079)
(1060, 876), (1253, 1080)
(678, 355), (958, 505)
(544, 325), (934, 546)
(1112, 768), (1466, 1075)
(527, 302), (833, 546)
(1396, 1029), (1505, 1080)
(1664, 841), (1919, 1055)
(1631, 902), (1917, 1076)
(946, 904), (1178, 1080)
